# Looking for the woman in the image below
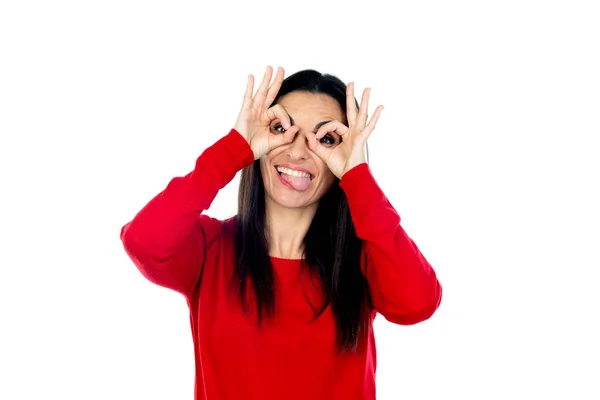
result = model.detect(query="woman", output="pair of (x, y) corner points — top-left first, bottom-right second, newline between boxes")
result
(120, 66), (442, 399)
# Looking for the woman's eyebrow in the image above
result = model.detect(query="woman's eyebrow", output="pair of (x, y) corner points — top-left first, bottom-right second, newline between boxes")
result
(285, 112), (331, 132)
(313, 121), (331, 131)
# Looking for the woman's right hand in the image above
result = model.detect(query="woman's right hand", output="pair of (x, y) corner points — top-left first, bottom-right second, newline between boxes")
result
(234, 66), (299, 160)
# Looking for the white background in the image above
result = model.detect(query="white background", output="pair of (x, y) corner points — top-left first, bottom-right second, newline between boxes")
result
(1, 0), (599, 399)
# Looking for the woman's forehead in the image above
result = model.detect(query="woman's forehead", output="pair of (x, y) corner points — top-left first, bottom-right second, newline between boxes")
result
(277, 92), (344, 121)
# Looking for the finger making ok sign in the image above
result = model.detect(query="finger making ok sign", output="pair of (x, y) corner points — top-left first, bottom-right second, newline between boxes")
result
(305, 82), (384, 179)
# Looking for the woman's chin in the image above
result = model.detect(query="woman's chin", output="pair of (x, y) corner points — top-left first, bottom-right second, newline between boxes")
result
(267, 188), (318, 210)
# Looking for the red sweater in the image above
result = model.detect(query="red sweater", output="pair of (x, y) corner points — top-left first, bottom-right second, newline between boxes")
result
(120, 129), (442, 400)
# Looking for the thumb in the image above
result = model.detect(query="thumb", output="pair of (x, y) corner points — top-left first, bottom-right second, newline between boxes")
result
(269, 125), (299, 150)
(304, 131), (332, 164)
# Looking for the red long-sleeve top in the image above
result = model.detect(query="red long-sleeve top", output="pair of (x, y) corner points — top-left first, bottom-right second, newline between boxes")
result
(120, 129), (442, 399)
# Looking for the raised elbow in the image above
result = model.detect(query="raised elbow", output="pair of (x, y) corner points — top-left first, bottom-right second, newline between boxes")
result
(379, 281), (443, 325)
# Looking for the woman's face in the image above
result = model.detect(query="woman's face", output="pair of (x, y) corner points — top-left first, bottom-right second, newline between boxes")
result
(260, 91), (345, 210)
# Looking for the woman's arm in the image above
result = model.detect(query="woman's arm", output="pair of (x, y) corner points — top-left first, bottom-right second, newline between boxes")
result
(120, 66), (301, 298)
(340, 162), (442, 325)
(120, 129), (254, 297)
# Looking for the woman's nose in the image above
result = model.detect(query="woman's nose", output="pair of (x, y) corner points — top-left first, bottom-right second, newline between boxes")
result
(286, 131), (310, 159)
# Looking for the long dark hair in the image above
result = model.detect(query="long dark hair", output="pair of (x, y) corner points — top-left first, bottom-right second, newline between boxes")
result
(234, 69), (372, 353)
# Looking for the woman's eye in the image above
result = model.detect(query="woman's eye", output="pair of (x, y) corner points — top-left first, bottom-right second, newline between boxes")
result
(272, 124), (286, 133)
(319, 134), (337, 146)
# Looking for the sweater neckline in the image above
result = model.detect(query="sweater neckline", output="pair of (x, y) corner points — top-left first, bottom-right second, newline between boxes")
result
(269, 255), (304, 263)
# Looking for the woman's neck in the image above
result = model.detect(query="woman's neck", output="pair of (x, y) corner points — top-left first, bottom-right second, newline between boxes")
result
(265, 199), (318, 260)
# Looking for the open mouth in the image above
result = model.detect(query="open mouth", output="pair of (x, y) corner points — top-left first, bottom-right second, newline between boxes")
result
(275, 166), (314, 191)
(275, 166), (314, 180)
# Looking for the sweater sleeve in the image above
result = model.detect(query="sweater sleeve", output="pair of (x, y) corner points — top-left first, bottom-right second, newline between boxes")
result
(339, 163), (442, 325)
(120, 129), (254, 297)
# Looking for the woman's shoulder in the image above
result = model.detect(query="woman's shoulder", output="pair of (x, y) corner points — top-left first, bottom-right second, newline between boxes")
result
(220, 215), (238, 236)
(197, 214), (238, 246)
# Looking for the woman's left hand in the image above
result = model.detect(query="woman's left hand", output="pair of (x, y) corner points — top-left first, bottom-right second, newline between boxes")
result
(305, 82), (384, 179)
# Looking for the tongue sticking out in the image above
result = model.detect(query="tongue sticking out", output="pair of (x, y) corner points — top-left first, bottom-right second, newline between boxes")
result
(280, 172), (312, 191)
